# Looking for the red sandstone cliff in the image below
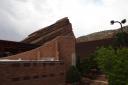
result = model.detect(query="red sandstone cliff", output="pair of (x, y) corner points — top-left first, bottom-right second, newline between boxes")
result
(22, 17), (74, 45)
(77, 25), (128, 43)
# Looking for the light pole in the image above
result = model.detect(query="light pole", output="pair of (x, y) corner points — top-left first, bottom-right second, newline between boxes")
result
(110, 19), (126, 32)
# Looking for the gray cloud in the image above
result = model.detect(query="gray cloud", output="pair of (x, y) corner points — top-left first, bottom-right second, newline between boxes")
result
(0, 0), (128, 41)
(0, 8), (22, 41)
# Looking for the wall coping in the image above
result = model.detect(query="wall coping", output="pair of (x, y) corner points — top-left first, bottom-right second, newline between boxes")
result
(0, 60), (64, 63)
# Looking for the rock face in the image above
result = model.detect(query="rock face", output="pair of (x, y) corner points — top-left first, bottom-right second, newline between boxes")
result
(76, 25), (128, 59)
(77, 25), (128, 43)
(76, 38), (114, 59)
(22, 17), (74, 45)
(0, 40), (39, 57)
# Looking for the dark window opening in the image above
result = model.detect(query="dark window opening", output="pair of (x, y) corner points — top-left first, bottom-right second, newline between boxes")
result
(23, 76), (30, 80)
(49, 73), (55, 77)
(12, 77), (20, 81)
(23, 63), (30, 67)
(49, 63), (55, 65)
(42, 63), (46, 67)
(12, 63), (20, 67)
(33, 75), (39, 79)
(60, 72), (64, 75)
(60, 62), (64, 65)
(42, 75), (47, 78)
(33, 63), (37, 66)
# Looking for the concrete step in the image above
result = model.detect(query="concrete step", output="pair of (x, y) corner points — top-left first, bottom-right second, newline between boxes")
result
(90, 80), (108, 85)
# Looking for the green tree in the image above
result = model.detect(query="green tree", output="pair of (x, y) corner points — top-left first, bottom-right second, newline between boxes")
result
(114, 32), (128, 47)
(95, 47), (128, 85)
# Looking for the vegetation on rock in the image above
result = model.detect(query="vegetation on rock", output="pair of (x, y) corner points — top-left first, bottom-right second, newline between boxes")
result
(114, 32), (128, 47)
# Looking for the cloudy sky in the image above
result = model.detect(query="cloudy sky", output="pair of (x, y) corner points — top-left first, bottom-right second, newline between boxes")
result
(0, 0), (128, 41)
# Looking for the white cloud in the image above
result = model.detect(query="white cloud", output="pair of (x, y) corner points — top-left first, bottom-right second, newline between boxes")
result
(0, 0), (128, 41)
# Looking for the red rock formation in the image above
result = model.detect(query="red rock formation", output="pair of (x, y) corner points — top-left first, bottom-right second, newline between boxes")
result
(0, 40), (39, 57)
(22, 17), (74, 45)
(76, 38), (114, 59)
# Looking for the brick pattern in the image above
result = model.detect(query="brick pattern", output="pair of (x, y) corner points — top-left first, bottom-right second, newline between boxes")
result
(0, 36), (76, 85)
(0, 61), (65, 85)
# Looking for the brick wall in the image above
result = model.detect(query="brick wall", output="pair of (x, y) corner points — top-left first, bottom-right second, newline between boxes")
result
(2, 36), (76, 67)
(0, 36), (76, 85)
(57, 36), (76, 67)
(0, 61), (65, 85)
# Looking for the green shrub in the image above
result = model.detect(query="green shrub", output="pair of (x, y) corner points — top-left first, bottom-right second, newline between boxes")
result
(66, 66), (81, 84)
(79, 54), (97, 76)
(95, 47), (128, 85)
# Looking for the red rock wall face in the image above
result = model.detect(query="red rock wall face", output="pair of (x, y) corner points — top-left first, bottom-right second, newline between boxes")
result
(0, 61), (65, 85)
(76, 38), (114, 59)
(0, 40), (39, 57)
(22, 17), (74, 45)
